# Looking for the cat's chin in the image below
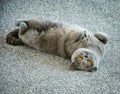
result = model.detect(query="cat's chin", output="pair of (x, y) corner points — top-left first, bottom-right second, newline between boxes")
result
(87, 67), (97, 72)
(69, 62), (97, 72)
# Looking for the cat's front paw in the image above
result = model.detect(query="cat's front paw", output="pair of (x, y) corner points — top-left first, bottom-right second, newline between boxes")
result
(18, 22), (28, 35)
(15, 20), (28, 35)
(15, 20), (22, 26)
(70, 48), (98, 72)
(15, 20), (25, 26)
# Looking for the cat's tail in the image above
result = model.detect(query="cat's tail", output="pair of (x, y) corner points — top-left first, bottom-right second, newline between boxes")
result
(6, 29), (24, 45)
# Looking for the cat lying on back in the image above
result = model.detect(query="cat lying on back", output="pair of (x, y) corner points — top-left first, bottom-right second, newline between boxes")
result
(6, 19), (108, 72)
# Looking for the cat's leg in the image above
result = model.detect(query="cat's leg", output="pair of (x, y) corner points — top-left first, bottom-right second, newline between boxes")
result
(18, 22), (28, 35)
(6, 29), (24, 45)
(15, 19), (44, 31)
(15, 19), (60, 32)
(15, 20), (28, 35)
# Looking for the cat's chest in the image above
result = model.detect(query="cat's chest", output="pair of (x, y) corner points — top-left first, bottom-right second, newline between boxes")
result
(19, 29), (41, 49)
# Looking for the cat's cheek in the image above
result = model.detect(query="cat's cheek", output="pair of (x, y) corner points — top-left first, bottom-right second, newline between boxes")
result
(69, 62), (79, 70)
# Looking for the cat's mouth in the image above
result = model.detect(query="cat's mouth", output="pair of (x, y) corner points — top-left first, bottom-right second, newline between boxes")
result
(69, 62), (97, 72)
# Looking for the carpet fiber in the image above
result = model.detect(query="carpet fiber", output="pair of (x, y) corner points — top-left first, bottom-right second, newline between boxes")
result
(0, 0), (120, 94)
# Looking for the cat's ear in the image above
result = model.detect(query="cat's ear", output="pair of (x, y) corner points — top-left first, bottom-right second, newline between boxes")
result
(94, 32), (108, 44)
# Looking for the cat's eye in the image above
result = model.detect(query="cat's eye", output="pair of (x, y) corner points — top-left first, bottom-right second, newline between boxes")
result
(87, 60), (92, 65)
(77, 56), (83, 62)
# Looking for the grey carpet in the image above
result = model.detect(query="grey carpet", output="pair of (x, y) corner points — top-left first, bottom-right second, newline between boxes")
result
(0, 0), (120, 94)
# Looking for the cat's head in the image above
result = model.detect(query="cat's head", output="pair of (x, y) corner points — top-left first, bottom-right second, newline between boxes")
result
(70, 32), (108, 72)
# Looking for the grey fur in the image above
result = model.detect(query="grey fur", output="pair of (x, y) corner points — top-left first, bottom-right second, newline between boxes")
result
(6, 19), (108, 72)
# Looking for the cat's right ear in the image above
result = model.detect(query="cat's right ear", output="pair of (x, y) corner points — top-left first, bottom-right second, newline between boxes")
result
(94, 32), (108, 44)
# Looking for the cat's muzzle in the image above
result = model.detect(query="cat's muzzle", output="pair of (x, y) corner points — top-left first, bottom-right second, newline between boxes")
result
(69, 62), (97, 72)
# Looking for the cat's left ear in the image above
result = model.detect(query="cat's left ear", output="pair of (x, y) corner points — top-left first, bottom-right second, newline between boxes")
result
(94, 32), (108, 44)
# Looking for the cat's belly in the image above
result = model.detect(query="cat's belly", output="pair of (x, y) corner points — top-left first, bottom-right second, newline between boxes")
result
(19, 28), (62, 55)
(39, 33), (60, 55)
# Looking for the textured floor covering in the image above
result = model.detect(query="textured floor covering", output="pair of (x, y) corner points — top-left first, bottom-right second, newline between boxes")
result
(0, 0), (120, 94)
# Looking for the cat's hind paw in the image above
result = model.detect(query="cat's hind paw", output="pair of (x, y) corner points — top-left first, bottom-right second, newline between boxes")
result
(6, 29), (24, 45)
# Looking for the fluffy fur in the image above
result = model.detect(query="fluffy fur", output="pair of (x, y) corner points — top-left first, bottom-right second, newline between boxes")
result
(6, 19), (108, 72)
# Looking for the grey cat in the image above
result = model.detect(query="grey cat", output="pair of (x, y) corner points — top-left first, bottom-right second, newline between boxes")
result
(6, 19), (108, 72)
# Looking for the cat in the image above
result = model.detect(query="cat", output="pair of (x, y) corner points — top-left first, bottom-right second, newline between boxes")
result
(6, 19), (108, 72)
